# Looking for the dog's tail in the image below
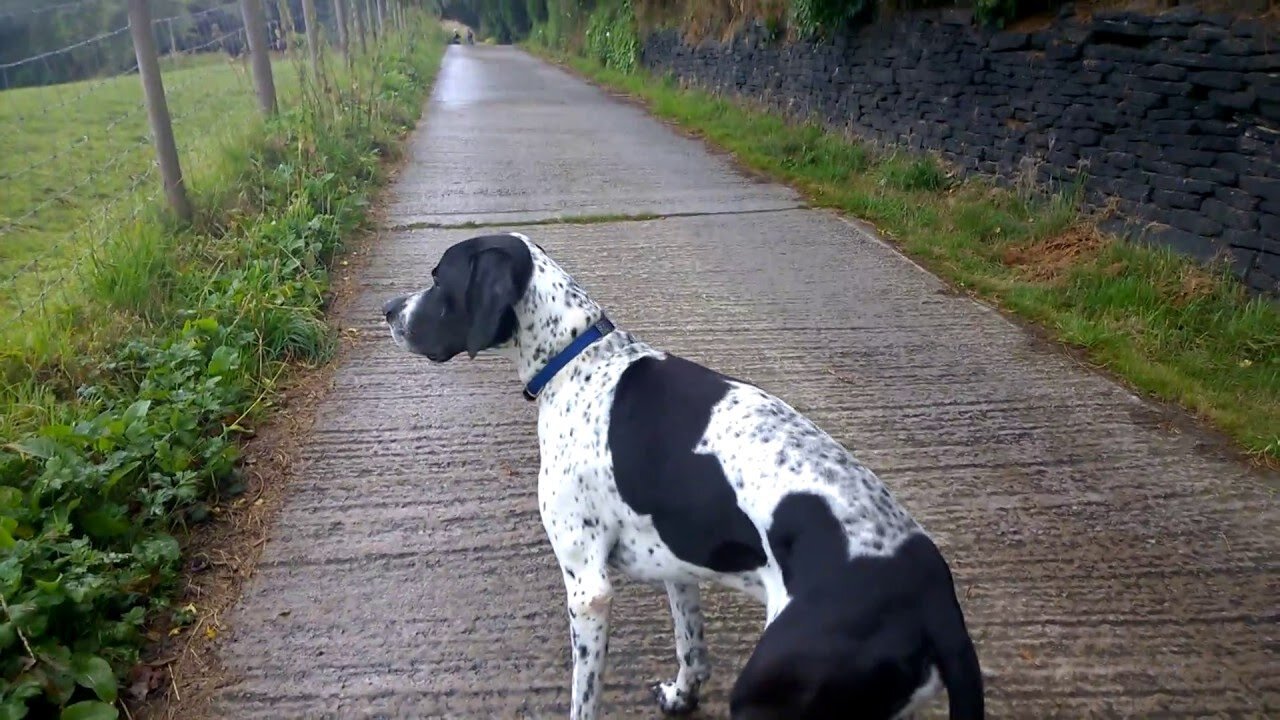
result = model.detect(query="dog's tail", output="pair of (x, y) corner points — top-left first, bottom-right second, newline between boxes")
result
(925, 593), (985, 720)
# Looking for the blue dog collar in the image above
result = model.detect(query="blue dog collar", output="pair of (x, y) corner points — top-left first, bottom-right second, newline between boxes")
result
(523, 317), (615, 401)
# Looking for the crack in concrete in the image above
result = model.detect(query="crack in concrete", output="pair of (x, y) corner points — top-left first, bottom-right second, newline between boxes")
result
(387, 205), (809, 231)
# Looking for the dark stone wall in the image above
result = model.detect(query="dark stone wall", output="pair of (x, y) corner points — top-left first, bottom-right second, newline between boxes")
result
(640, 7), (1280, 294)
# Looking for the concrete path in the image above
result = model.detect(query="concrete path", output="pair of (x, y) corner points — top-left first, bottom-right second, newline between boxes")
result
(212, 46), (1279, 718)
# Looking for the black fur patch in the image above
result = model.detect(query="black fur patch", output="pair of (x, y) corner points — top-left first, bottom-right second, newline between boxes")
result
(608, 355), (768, 573)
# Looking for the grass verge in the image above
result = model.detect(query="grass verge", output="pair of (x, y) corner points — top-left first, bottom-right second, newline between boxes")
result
(0, 55), (299, 323)
(531, 45), (1279, 464)
(0, 18), (446, 720)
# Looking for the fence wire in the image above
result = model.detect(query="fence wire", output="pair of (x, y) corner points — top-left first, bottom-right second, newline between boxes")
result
(0, 0), (102, 22)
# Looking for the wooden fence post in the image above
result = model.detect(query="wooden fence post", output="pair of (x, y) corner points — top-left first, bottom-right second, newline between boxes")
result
(352, 0), (368, 53)
(126, 0), (192, 222)
(240, 0), (278, 114)
(366, 0), (379, 40)
(167, 17), (178, 57)
(273, 0), (294, 53)
(301, 0), (320, 75)
(333, 0), (349, 60)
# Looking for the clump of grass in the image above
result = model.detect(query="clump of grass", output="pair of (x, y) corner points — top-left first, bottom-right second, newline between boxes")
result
(878, 152), (949, 192)
(534, 47), (1280, 463)
(0, 16), (447, 719)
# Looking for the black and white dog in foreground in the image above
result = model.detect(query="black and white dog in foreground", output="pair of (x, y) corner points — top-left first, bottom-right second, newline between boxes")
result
(382, 232), (984, 720)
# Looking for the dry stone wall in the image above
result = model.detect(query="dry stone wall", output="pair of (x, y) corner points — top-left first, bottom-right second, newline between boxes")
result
(641, 6), (1280, 293)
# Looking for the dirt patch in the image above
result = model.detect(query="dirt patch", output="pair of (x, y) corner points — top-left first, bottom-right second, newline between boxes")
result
(1171, 264), (1223, 304)
(1001, 224), (1108, 282)
(126, 365), (331, 720)
(635, 0), (790, 43)
(125, 162), (404, 720)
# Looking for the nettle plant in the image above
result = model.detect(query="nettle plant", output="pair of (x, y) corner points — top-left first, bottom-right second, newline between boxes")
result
(789, 0), (872, 36)
(0, 318), (249, 720)
(586, 0), (640, 72)
(789, 0), (1024, 34)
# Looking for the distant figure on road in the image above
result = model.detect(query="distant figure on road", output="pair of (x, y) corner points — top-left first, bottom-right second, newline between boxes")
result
(466, 29), (474, 45)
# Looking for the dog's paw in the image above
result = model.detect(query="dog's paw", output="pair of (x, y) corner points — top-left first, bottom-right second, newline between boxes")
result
(650, 680), (699, 716)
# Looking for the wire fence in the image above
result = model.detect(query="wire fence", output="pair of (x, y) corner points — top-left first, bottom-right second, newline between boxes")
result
(0, 0), (406, 323)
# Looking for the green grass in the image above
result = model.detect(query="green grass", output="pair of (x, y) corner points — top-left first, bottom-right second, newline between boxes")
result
(533, 46), (1280, 464)
(0, 54), (299, 340)
(0, 18), (447, 719)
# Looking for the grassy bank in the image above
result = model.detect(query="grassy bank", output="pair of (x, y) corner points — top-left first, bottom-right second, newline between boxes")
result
(0, 56), (299, 322)
(530, 45), (1279, 464)
(0, 18), (446, 720)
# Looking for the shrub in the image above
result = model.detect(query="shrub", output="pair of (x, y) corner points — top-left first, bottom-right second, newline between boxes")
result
(585, 0), (640, 72)
(973, 0), (1019, 28)
(789, 0), (872, 36)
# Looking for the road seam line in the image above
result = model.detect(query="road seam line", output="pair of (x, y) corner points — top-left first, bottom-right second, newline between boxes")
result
(386, 204), (810, 231)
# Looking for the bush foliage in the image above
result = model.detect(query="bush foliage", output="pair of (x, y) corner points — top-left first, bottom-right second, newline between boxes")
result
(436, 0), (1059, 42)
(585, 0), (639, 71)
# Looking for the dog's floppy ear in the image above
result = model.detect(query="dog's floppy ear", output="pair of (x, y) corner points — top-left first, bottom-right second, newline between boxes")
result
(464, 248), (520, 358)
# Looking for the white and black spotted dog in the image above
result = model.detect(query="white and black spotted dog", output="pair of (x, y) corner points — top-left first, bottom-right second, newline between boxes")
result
(382, 233), (984, 720)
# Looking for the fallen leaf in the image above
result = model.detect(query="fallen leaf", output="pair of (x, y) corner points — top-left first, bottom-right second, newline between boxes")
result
(126, 664), (166, 703)
(205, 626), (218, 640)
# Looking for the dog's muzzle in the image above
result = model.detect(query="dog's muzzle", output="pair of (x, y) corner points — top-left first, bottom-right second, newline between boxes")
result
(383, 294), (411, 346)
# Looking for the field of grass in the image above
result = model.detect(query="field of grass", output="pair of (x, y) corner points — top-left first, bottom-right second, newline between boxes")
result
(1, 19), (446, 719)
(531, 46), (1280, 464)
(0, 53), (298, 337)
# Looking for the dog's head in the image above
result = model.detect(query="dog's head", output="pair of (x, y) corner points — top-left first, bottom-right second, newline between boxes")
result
(383, 234), (534, 361)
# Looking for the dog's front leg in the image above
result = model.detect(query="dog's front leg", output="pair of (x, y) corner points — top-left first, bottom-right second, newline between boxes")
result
(652, 581), (710, 715)
(551, 538), (614, 720)
(561, 566), (612, 720)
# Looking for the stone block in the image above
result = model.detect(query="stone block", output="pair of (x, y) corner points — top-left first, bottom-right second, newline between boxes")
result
(1214, 187), (1260, 212)
(1188, 70), (1245, 91)
(1163, 146), (1217, 167)
(1211, 88), (1257, 111)
(989, 32), (1031, 51)
(1190, 166), (1237, 185)
(1165, 51), (1248, 71)
(1168, 209), (1225, 236)
(1153, 188), (1205, 210)
(1201, 198), (1258, 230)
(1240, 175), (1280, 203)
(1143, 223), (1221, 262)
(1150, 174), (1214, 194)
(1261, 213), (1280, 236)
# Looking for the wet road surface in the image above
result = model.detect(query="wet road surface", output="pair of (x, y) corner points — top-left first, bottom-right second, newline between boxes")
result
(212, 46), (1280, 718)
